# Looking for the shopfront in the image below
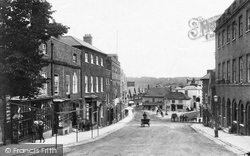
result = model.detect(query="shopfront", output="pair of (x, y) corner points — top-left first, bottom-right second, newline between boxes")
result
(9, 97), (53, 144)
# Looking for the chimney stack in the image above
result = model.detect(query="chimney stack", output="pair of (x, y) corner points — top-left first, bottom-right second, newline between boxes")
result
(83, 34), (92, 45)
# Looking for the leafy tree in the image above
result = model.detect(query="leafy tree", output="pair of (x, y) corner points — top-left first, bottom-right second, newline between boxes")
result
(0, 0), (69, 99)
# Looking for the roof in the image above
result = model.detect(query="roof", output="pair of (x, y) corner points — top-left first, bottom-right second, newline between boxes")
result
(144, 87), (170, 97)
(60, 36), (106, 54)
(200, 73), (210, 80)
(165, 92), (191, 100)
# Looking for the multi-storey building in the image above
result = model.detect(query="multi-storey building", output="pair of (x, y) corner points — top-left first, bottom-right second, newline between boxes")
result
(41, 37), (82, 135)
(200, 70), (216, 127)
(106, 54), (122, 122)
(215, 0), (250, 135)
(61, 35), (108, 127)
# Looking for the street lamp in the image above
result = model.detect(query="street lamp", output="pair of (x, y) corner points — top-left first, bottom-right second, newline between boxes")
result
(213, 95), (219, 137)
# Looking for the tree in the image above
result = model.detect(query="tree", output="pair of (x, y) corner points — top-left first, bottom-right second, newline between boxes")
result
(0, 0), (69, 99)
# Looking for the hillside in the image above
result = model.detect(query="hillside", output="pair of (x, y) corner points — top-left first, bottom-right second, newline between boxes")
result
(126, 76), (200, 89)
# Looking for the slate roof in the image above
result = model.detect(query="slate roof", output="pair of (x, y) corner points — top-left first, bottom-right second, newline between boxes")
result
(143, 87), (170, 97)
(165, 92), (191, 100)
(60, 36), (106, 54)
(200, 73), (210, 80)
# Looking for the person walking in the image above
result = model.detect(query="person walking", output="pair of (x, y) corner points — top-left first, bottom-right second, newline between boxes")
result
(142, 112), (147, 119)
(31, 121), (38, 143)
(38, 121), (45, 143)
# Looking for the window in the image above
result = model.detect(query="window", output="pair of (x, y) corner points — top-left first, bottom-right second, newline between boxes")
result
(247, 55), (250, 82)
(218, 33), (221, 48)
(178, 100), (183, 103)
(96, 56), (99, 65)
(218, 63), (221, 80)
(232, 59), (236, 83)
(239, 57), (243, 82)
(239, 15), (243, 37)
(73, 54), (77, 63)
(177, 105), (183, 109)
(227, 25), (230, 43)
(85, 53), (89, 63)
(101, 77), (103, 92)
(54, 74), (59, 95)
(91, 76), (93, 92)
(40, 43), (47, 54)
(85, 76), (88, 93)
(91, 54), (94, 64)
(96, 77), (99, 92)
(100, 57), (103, 66)
(232, 21), (236, 40)
(247, 9), (250, 31)
(222, 62), (226, 80)
(106, 77), (109, 85)
(222, 29), (225, 46)
(73, 72), (77, 94)
(40, 73), (47, 95)
(172, 100), (175, 103)
(227, 61), (231, 83)
(66, 75), (70, 94)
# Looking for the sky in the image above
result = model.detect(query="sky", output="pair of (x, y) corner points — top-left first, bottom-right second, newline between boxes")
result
(49, 0), (234, 78)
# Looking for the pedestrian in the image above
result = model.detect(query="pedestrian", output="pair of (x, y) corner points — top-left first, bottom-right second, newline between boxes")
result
(143, 112), (147, 119)
(31, 121), (38, 143)
(160, 111), (164, 117)
(38, 121), (45, 143)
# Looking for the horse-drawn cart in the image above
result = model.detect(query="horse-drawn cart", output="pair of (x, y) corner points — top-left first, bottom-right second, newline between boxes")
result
(141, 119), (150, 127)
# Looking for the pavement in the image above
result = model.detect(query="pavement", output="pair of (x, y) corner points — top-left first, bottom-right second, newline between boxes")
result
(0, 113), (135, 156)
(1, 107), (250, 156)
(144, 109), (250, 156)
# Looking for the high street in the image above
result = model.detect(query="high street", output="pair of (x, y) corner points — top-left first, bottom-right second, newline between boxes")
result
(64, 107), (236, 156)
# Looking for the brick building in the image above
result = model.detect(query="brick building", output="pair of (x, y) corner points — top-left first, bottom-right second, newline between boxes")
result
(106, 54), (123, 123)
(200, 70), (216, 127)
(61, 35), (108, 127)
(215, 0), (250, 135)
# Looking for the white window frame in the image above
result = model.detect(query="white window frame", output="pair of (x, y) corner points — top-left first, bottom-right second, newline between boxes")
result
(101, 57), (103, 66)
(247, 55), (250, 82)
(91, 54), (94, 64)
(96, 77), (99, 92)
(54, 74), (59, 95)
(247, 9), (250, 31)
(73, 53), (77, 63)
(96, 55), (99, 65)
(73, 72), (78, 94)
(101, 77), (103, 92)
(66, 75), (70, 95)
(40, 43), (47, 54)
(85, 53), (89, 63)
(40, 73), (47, 95)
(85, 75), (88, 93)
(91, 76), (93, 92)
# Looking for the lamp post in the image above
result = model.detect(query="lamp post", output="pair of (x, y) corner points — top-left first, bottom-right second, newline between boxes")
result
(213, 95), (219, 137)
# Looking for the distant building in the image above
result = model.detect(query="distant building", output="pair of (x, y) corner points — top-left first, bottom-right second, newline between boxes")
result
(165, 92), (191, 112)
(175, 85), (202, 110)
(142, 88), (170, 110)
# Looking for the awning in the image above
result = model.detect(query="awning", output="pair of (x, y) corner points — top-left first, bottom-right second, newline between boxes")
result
(142, 103), (164, 106)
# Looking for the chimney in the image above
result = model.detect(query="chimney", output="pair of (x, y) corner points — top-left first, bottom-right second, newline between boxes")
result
(83, 34), (92, 45)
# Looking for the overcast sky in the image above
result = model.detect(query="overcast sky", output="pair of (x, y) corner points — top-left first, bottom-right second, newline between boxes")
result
(49, 0), (234, 78)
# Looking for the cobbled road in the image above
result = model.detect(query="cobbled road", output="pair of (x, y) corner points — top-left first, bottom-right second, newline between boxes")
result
(64, 108), (236, 156)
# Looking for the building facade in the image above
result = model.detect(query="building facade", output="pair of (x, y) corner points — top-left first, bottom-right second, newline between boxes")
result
(61, 35), (108, 127)
(215, 0), (250, 135)
(200, 70), (216, 127)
